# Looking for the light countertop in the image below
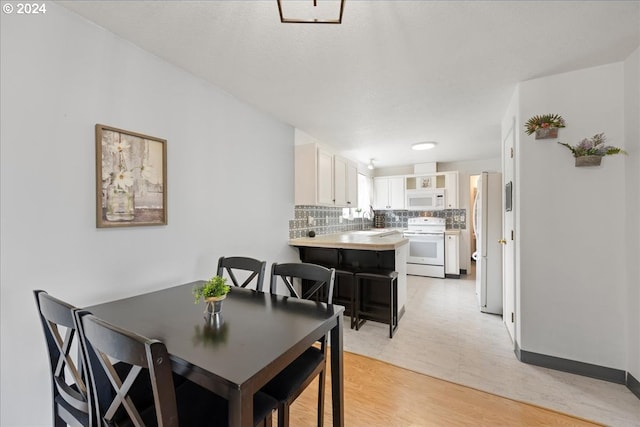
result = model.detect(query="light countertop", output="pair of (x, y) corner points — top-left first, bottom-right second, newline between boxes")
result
(289, 229), (408, 250)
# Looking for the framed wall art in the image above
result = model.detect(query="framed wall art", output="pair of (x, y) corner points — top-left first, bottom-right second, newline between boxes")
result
(96, 124), (167, 228)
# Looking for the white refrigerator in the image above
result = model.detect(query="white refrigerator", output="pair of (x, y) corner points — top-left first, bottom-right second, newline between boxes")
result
(473, 172), (503, 315)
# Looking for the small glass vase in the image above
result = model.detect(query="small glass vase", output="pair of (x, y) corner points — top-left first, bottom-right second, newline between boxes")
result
(106, 186), (135, 221)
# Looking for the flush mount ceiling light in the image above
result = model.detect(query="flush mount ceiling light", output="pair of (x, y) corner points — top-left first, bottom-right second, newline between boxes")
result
(411, 141), (437, 151)
(368, 159), (375, 170)
(277, 0), (345, 24)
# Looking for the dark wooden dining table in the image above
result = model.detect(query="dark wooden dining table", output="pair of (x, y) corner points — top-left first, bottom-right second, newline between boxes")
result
(86, 281), (345, 427)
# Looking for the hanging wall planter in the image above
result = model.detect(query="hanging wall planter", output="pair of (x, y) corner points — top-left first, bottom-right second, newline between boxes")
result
(558, 133), (627, 167)
(525, 114), (566, 139)
(575, 155), (602, 167)
(534, 127), (559, 139)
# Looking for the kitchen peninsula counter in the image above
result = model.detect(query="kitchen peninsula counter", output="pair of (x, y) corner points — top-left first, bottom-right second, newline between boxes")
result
(289, 229), (408, 325)
(288, 229), (408, 251)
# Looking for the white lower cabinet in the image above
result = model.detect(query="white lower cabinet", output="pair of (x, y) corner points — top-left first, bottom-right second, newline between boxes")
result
(445, 233), (460, 277)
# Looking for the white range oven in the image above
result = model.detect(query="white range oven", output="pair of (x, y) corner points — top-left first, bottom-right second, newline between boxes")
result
(404, 217), (446, 278)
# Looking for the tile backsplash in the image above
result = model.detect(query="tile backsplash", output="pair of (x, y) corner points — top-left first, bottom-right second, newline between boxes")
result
(374, 209), (467, 230)
(289, 206), (467, 239)
(289, 206), (372, 239)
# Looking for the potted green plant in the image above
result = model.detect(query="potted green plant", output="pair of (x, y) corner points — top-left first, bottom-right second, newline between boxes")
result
(557, 133), (626, 167)
(193, 275), (231, 303)
(525, 113), (566, 139)
(193, 276), (231, 320)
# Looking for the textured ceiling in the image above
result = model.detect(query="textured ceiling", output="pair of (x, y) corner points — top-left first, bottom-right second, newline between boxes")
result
(58, 1), (640, 168)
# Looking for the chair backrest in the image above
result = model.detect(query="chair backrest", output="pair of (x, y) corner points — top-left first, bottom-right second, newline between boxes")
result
(75, 310), (179, 427)
(217, 256), (267, 291)
(270, 263), (335, 304)
(34, 290), (91, 422)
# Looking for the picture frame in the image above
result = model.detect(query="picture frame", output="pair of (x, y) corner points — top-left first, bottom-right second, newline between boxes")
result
(95, 124), (167, 228)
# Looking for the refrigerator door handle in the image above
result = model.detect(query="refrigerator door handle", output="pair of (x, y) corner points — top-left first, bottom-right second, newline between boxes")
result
(472, 188), (479, 238)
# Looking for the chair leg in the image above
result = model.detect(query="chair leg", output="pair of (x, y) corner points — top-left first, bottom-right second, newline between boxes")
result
(350, 276), (356, 329)
(389, 280), (393, 338)
(317, 370), (325, 427)
(277, 401), (290, 427)
(354, 277), (367, 330)
(355, 277), (362, 330)
(390, 277), (398, 338)
(53, 411), (66, 427)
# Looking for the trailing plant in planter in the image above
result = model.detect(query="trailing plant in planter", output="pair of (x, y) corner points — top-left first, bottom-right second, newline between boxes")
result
(557, 133), (626, 167)
(525, 113), (566, 139)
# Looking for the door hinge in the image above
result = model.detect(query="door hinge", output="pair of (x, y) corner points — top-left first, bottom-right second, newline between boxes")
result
(510, 147), (514, 158)
(511, 230), (514, 240)
(511, 312), (514, 323)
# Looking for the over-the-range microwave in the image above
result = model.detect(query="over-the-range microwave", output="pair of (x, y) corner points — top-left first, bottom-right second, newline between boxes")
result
(406, 189), (446, 211)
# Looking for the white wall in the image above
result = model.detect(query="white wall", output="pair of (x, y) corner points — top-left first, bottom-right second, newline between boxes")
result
(0, 4), (296, 426)
(624, 47), (640, 382)
(517, 63), (627, 368)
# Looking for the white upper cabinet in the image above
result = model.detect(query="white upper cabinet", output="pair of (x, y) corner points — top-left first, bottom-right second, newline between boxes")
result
(317, 147), (334, 205)
(333, 155), (347, 206)
(444, 171), (458, 209)
(344, 158), (358, 207)
(295, 144), (358, 207)
(373, 176), (405, 210)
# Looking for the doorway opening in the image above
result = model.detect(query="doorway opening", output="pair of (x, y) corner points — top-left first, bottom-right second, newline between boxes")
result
(469, 174), (479, 263)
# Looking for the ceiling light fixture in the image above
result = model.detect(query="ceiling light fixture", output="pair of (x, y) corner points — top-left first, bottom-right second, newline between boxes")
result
(411, 142), (437, 151)
(277, 0), (345, 24)
(368, 159), (375, 170)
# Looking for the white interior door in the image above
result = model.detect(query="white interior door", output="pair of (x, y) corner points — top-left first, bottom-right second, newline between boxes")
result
(502, 119), (516, 343)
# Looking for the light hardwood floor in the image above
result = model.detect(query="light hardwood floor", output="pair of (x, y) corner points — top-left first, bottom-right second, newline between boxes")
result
(288, 351), (601, 426)
(339, 272), (640, 426)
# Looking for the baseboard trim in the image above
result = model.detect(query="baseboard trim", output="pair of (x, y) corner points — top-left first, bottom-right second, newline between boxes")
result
(627, 372), (640, 400)
(514, 341), (521, 360)
(518, 348), (626, 384)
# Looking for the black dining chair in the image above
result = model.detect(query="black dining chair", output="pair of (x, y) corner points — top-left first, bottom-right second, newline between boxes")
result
(217, 256), (267, 291)
(34, 289), (183, 427)
(262, 262), (335, 427)
(34, 290), (93, 427)
(75, 310), (277, 427)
